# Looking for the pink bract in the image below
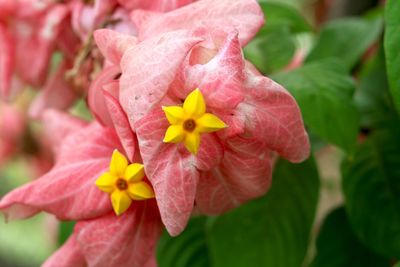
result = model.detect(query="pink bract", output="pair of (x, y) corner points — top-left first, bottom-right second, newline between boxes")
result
(44, 203), (162, 267)
(116, 9), (309, 236)
(77, 0), (311, 236)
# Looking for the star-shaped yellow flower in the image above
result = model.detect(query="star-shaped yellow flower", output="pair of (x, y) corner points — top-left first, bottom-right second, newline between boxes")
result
(95, 150), (155, 216)
(162, 88), (227, 154)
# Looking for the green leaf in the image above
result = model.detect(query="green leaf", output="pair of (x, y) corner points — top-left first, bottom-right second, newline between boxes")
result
(342, 127), (400, 258)
(273, 60), (359, 152)
(208, 157), (319, 267)
(58, 221), (75, 245)
(306, 18), (382, 70)
(258, 2), (312, 33)
(384, 0), (400, 115)
(355, 47), (398, 129)
(157, 217), (210, 267)
(244, 27), (296, 74)
(311, 207), (390, 267)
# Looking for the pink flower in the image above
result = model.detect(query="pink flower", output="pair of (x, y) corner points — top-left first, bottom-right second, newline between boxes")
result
(0, 1), (69, 100)
(85, 0), (310, 236)
(0, 103), (25, 166)
(0, 105), (162, 266)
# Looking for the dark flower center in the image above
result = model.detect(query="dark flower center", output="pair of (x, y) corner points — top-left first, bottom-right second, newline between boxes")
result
(183, 119), (196, 132)
(116, 178), (128, 190)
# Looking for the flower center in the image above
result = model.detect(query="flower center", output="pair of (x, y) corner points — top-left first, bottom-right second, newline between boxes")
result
(116, 178), (128, 190)
(183, 119), (196, 132)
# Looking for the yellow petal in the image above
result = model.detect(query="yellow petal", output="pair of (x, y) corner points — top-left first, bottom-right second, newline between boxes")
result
(127, 181), (155, 200)
(111, 190), (132, 216)
(162, 106), (185, 124)
(183, 88), (206, 117)
(196, 113), (227, 133)
(95, 172), (117, 193)
(124, 163), (145, 182)
(163, 125), (185, 143)
(109, 149), (128, 176)
(184, 132), (200, 154)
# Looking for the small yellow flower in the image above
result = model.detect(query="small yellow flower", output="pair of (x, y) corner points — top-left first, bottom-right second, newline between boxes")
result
(162, 88), (227, 154)
(95, 150), (154, 216)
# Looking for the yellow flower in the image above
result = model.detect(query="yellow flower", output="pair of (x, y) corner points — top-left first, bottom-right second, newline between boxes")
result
(162, 88), (227, 154)
(95, 150), (154, 216)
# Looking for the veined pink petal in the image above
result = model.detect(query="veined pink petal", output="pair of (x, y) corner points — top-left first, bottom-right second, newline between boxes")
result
(118, 0), (192, 12)
(0, 23), (14, 100)
(88, 65), (121, 126)
(135, 109), (206, 236)
(120, 30), (202, 125)
(76, 201), (162, 267)
(177, 30), (245, 110)
(42, 234), (86, 267)
(94, 29), (137, 65)
(103, 89), (138, 163)
(238, 71), (310, 163)
(0, 123), (123, 221)
(131, 0), (264, 45)
(42, 109), (88, 155)
(196, 137), (272, 214)
(29, 60), (77, 119)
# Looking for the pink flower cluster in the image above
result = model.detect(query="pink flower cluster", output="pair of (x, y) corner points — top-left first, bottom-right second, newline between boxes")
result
(0, 0), (310, 266)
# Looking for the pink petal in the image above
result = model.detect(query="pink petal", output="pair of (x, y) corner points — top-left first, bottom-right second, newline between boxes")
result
(131, 0), (264, 45)
(94, 29), (137, 65)
(76, 201), (162, 267)
(0, 23), (14, 100)
(42, 109), (88, 155)
(88, 65), (121, 126)
(0, 0), (16, 19)
(71, 2), (95, 39)
(93, 0), (118, 24)
(177, 30), (245, 110)
(238, 71), (310, 163)
(120, 30), (202, 125)
(42, 234), (86, 267)
(196, 137), (272, 214)
(118, 0), (192, 12)
(16, 4), (68, 86)
(103, 89), (138, 163)
(135, 109), (211, 236)
(29, 60), (77, 119)
(0, 123), (123, 221)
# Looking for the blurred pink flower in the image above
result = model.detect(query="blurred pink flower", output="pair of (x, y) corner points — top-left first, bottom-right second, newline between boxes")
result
(0, 103), (25, 166)
(0, 1), (69, 100)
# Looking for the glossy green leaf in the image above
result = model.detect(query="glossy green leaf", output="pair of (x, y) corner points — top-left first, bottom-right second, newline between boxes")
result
(244, 27), (295, 74)
(355, 47), (399, 129)
(273, 60), (359, 152)
(258, 2), (312, 33)
(157, 217), (210, 267)
(342, 127), (400, 258)
(208, 158), (319, 267)
(311, 207), (390, 267)
(384, 0), (400, 115)
(306, 18), (382, 70)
